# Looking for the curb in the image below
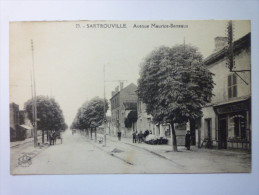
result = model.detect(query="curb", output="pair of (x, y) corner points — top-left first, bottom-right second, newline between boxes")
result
(85, 138), (134, 166)
(105, 136), (185, 169)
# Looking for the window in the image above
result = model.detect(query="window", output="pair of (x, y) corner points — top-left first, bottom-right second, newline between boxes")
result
(228, 74), (237, 99)
(230, 113), (246, 139)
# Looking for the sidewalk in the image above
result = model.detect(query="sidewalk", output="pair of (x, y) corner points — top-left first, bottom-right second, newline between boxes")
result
(103, 134), (250, 156)
(10, 135), (47, 148)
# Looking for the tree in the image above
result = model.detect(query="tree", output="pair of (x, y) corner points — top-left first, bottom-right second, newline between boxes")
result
(24, 96), (67, 143)
(124, 110), (137, 132)
(137, 45), (214, 151)
(71, 97), (109, 139)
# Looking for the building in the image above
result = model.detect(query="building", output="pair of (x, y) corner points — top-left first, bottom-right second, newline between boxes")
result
(110, 83), (138, 137)
(10, 103), (33, 141)
(19, 110), (33, 138)
(137, 100), (186, 145)
(10, 103), (20, 141)
(200, 33), (251, 149)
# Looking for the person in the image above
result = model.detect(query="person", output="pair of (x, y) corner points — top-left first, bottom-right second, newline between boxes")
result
(53, 130), (57, 145)
(138, 131), (143, 143)
(118, 131), (121, 141)
(49, 130), (54, 145)
(136, 131), (139, 143)
(185, 130), (191, 150)
(132, 131), (136, 143)
(144, 129), (149, 138)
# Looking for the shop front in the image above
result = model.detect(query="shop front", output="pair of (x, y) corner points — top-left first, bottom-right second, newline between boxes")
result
(213, 98), (251, 150)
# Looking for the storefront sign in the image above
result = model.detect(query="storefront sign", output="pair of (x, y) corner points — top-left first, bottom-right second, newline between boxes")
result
(214, 100), (250, 115)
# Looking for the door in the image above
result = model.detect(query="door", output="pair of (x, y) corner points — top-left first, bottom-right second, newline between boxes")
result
(205, 118), (212, 140)
(218, 118), (227, 149)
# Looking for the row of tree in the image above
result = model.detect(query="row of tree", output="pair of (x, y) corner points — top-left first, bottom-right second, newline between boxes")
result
(137, 45), (214, 151)
(70, 97), (108, 138)
(24, 95), (67, 143)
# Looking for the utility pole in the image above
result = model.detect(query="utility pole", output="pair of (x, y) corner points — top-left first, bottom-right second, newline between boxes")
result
(103, 64), (107, 146)
(31, 40), (38, 147)
(30, 72), (35, 141)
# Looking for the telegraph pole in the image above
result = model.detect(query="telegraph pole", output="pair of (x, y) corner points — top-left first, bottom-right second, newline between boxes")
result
(30, 72), (35, 143)
(103, 64), (106, 146)
(31, 40), (38, 147)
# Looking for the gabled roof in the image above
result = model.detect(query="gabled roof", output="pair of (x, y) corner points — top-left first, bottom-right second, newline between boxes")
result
(204, 32), (251, 66)
(120, 83), (137, 93)
(110, 83), (137, 100)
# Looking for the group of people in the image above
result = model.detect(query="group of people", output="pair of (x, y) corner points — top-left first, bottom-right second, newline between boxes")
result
(117, 128), (192, 150)
(132, 129), (152, 143)
(49, 130), (59, 145)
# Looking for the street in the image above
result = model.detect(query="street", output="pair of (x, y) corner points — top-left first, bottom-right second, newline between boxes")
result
(11, 130), (251, 174)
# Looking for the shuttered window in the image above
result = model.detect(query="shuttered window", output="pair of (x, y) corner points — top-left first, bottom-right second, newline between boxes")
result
(228, 74), (237, 99)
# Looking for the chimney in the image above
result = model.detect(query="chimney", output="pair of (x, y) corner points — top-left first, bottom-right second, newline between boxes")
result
(214, 37), (228, 52)
(115, 86), (119, 93)
(120, 82), (124, 91)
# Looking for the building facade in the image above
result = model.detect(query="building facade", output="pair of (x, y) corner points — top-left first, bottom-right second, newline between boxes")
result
(201, 33), (251, 149)
(137, 100), (186, 146)
(10, 103), (33, 141)
(110, 83), (138, 137)
(10, 103), (20, 141)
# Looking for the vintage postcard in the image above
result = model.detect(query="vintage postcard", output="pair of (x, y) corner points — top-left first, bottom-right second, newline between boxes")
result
(10, 20), (251, 174)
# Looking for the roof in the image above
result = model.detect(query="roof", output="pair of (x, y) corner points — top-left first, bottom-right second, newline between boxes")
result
(204, 95), (251, 108)
(213, 96), (250, 108)
(19, 124), (32, 130)
(123, 102), (137, 110)
(204, 32), (251, 66)
(110, 83), (137, 100)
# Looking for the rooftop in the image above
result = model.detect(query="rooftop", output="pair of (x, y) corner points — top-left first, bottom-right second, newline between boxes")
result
(204, 32), (251, 66)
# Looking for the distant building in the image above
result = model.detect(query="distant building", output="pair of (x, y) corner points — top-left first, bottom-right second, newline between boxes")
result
(10, 103), (33, 141)
(110, 83), (138, 137)
(19, 110), (33, 138)
(200, 33), (251, 149)
(10, 103), (20, 141)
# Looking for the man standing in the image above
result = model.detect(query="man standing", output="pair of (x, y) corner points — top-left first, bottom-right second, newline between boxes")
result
(185, 130), (191, 150)
(118, 131), (121, 141)
(133, 131), (136, 143)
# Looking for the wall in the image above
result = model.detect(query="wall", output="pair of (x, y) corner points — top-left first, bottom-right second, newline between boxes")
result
(208, 48), (251, 105)
(201, 43), (251, 147)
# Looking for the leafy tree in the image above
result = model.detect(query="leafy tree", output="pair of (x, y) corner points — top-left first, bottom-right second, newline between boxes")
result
(71, 97), (109, 138)
(24, 96), (67, 143)
(137, 45), (214, 151)
(124, 110), (137, 131)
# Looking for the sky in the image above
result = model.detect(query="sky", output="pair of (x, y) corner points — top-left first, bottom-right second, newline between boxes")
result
(9, 20), (251, 126)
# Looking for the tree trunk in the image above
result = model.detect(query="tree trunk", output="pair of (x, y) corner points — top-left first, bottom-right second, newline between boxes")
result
(94, 127), (97, 142)
(90, 128), (93, 140)
(42, 130), (44, 144)
(170, 122), (178, 152)
(198, 127), (201, 148)
(47, 130), (49, 141)
(190, 119), (196, 145)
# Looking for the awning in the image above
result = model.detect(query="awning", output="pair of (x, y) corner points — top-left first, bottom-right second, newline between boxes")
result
(19, 124), (32, 130)
(213, 97), (250, 115)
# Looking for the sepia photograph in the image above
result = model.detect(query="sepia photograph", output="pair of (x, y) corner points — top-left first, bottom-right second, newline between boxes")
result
(9, 20), (251, 175)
